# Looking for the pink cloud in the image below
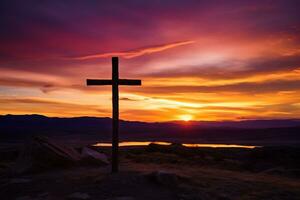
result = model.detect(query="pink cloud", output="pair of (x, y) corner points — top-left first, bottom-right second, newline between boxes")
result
(72, 40), (195, 60)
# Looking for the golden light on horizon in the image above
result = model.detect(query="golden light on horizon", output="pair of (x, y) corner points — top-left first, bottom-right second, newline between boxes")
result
(179, 114), (193, 121)
(93, 141), (260, 149)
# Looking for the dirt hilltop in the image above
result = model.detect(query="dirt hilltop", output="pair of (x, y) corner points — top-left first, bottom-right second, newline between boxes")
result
(1, 142), (300, 200)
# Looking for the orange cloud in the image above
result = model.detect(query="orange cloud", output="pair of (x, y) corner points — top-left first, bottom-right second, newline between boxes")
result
(72, 40), (195, 60)
(0, 97), (109, 117)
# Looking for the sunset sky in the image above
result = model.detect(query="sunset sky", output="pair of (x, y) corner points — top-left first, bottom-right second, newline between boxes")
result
(1, 0), (300, 121)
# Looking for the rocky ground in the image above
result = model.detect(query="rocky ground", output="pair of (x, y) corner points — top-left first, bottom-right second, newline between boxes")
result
(1, 142), (300, 200)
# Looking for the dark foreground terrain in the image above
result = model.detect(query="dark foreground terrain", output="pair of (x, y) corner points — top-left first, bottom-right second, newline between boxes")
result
(1, 140), (300, 200)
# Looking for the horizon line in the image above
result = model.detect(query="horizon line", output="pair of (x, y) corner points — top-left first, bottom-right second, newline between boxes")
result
(1, 113), (300, 123)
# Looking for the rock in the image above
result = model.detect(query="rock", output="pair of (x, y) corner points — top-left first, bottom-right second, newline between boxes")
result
(146, 170), (178, 187)
(178, 194), (203, 200)
(33, 136), (82, 162)
(170, 143), (183, 148)
(38, 192), (49, 198)
(251, 161), (275, 172)
(10, 178), (31, 184)
(12, 145), (35, 174)
(81, 147), (109, 165)
(263, 168), (300, 178)
(287, 169), (300, 178)
(12, 136), (82, 174)
(107, 197), (135, 200)
(262, 167), (285, 175)
(15, 196), (33, 200)
(67, 192), (91, 200)
(218, 195), (231, 200)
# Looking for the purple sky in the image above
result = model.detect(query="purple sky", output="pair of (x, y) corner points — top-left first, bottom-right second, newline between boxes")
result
(1, 0), (300, 121)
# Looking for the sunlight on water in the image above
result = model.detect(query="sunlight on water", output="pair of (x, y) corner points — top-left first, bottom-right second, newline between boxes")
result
(93, 141), (259, 149)
(182, 143), (257, 148)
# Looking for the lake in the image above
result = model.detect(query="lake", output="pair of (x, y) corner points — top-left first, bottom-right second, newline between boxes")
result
(93, 141), (259, 149)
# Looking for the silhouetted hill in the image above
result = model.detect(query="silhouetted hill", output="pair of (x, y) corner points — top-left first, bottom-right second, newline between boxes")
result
(181, 119), (300, 129)
(1, 115), (300, 144)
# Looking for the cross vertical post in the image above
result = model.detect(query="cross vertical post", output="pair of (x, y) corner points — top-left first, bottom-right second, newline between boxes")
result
(86, 57), (141, 173)
(112, 57), (119, 173)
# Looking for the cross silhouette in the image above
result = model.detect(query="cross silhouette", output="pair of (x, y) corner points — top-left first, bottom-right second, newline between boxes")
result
(86, 57), (142, 173)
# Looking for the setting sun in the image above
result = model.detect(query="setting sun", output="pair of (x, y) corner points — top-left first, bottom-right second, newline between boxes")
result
(179, 114), (193, 121)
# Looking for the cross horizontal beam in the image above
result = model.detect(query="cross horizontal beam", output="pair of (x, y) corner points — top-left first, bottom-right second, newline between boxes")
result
(87, 79), (112, 85)
(87, 79), (141, 86)
(119, 79), (141, 85)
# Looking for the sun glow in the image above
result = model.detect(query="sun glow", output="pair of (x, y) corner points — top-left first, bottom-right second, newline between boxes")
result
(179, 114), (193, 121)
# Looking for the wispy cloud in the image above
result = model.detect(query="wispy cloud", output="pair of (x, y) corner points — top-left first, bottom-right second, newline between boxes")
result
(72, 40), (195, 60)
(0, 97), (109, 117)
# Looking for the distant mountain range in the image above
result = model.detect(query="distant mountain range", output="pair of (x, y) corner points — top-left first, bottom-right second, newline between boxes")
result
(1, 114), (300, 144)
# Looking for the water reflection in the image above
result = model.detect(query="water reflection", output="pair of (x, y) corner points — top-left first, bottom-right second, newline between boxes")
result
(93, 141), (259, 149)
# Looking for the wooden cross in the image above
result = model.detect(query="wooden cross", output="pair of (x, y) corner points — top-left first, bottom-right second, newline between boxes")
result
(86, 57), (142, 173)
